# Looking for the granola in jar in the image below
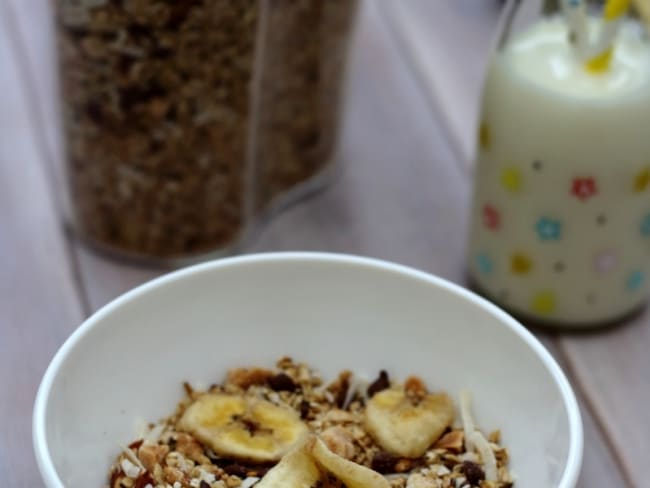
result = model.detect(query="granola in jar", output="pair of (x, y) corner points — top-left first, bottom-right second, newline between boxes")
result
(55, 0), (358, 262)
(107, 358), (514, 487)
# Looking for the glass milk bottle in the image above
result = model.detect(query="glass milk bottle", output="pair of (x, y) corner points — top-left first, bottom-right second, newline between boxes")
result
(469, 0), (650, 327)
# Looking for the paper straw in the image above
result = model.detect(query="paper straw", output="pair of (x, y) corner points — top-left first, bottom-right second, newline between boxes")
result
(585, 0), (631, 73)
(562, 0), (589, 59)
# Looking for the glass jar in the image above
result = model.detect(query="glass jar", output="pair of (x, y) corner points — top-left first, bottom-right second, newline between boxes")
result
(54, 0), (358, 264)
(468, 0), (650, 328)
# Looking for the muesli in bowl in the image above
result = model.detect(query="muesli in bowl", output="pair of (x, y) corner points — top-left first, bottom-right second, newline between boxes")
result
(108, 357), (513, 488)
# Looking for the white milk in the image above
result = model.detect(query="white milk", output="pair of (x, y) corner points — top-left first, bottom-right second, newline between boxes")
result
(469, 16), (650, 326)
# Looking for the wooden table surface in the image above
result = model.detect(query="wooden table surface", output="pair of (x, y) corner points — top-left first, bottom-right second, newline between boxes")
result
(1, 1), (648, 486)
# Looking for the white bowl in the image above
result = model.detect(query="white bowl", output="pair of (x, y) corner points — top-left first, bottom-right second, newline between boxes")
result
(33, 253), (582, 488)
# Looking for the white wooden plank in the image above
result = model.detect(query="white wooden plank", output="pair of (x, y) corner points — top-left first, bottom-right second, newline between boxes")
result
(377, 0), (501, 167)
(536, 337), (630, 487)
(0, 3), (86, 485)
(560, 320), (650, 487)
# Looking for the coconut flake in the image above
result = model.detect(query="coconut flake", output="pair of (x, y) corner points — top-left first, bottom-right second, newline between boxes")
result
(119, 444), (145, 471)
(458, 390), (476, 452)
(432, 464), (451, 476)
(341, 373), (360, 410)
(144, 422), (165, 443)
(119, 457), (141, 478)
(470, 431), (498, 482)
(241, 477), (260, 488)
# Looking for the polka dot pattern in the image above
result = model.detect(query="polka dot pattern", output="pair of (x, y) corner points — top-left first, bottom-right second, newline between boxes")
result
(472, 152), (650, 321)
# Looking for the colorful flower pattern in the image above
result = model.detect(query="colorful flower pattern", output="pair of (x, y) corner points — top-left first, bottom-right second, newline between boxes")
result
(641, 213), (650, 236)
(476, 253), (494, 275)
(571, 177), (598, 201)
(482, 204), (500, 231)
(473, 162), (650, 320)
(536, 217), (562, 241)
(594, 250), (617, 274)
(501, 167), (522, 193)
(634, 168), (650, 192)
(627, 270), (645, 292)
(510, 253), (532, 275)
(531, 291), (556, 315)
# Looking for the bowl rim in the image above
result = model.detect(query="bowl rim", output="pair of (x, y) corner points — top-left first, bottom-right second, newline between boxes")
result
(33, 251), (583, 488)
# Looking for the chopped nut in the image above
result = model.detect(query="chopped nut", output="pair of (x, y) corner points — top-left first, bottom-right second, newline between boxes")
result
(434, 430), (464, 453)
(163, 466), (185, 484)
(395, 458), (416, 472)
(488, 430), (501, 444)
(176, 433), (208, 464)
(406, 473), (437, 488)
(323, 409), (354, 423)
(321, 426), (356, 460)
(404, 376), (428, 397)
(137, 442), (169, 472)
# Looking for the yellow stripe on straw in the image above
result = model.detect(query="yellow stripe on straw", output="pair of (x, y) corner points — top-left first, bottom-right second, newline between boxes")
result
(585, 0), (631, 73)
(585, 47), (614, 73)
(604, 0), (631, 20)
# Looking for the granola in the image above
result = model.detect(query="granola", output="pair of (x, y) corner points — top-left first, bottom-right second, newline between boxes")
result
(107, 358), (514, 488)
(55, 0), (357, 260)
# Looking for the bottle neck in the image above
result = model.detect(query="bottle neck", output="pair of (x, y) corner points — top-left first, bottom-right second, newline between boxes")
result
(499, 0), (640, 50)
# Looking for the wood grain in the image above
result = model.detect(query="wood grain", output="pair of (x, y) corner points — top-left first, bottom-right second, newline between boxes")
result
(377, 0), (501, 168)
(0, 4), (85, 486)
(560, 321), (650, 486)
(536, 338), (629, 487)
(0, 0), (639, 486)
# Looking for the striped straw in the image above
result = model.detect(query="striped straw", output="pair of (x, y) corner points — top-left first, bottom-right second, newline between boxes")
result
(562, 0), (589, 59)
(585, 0), (631, 73)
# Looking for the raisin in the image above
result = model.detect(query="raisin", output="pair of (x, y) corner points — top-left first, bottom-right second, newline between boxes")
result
(85, 101), (104, 124)
(299, 399), (310, 419)
(126, 22), (151, 39)
(200, 481), (210, 488)
(127, 439), (143, 450)
(333, 371), (351, 408)
(166, 1), (201, 29)
(223, 463), (249, 477)
(367, 370), (390, 397)
(109, 468), (121, 487)
(134, 471), (154, 488)
(268, 373), (297, 392)
(371, 451), (397, 474)
(462, 460), (485, 485)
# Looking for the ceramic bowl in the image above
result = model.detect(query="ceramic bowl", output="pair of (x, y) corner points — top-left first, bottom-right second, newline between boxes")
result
(33, 253), (583, 487)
